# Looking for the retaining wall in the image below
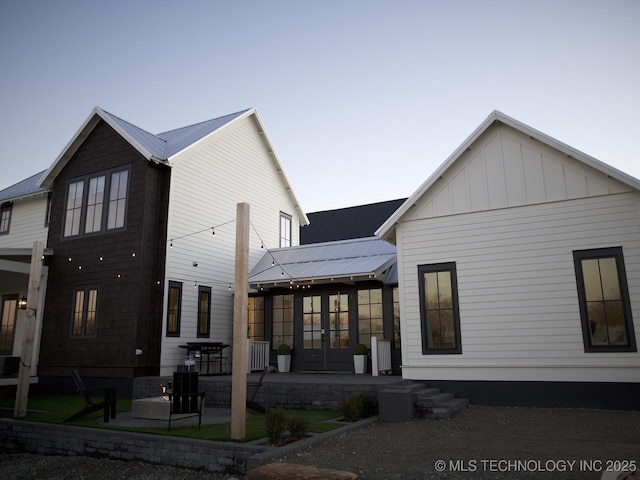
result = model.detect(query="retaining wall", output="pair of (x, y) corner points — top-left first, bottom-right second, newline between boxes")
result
(0, 419), (267, 474)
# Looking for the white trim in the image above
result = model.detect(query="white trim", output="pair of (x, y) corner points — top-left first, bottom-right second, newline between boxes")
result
(376, 110), (640, 242)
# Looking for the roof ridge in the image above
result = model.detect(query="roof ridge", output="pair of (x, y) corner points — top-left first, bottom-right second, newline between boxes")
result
(156, 108), (252, 136)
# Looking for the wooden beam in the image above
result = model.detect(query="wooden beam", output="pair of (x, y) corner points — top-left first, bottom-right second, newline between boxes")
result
(14, 241), (44, 417)
(231, 203), (250, 439)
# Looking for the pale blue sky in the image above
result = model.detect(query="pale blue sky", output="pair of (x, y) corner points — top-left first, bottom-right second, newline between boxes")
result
(1, 0), (639, 211)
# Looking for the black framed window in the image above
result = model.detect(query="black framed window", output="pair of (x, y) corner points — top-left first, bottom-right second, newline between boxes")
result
(197, 286), (211, 338)
(44, 192), (52, 227)
(418, 262), (462, 354)
(166, 281), (182, 337)
(573, 247), (636, 352)
(71, 286), (98, 336)
(357, 288), (383, 348)
(63, 167), (129, 238)
(279, 213), (292, 248)
(1, 202), (12, 235)
(0, 295), (18, 354)
(272, 294), (294, 349)
(248, 297), (265, 341)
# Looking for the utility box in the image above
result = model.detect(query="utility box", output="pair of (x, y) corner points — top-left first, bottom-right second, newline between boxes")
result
(378, 387), (415, 422)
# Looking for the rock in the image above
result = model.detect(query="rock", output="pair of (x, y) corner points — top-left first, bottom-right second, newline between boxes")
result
(246, 462), (359, 480)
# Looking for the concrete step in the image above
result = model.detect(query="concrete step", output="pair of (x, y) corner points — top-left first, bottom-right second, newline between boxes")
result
(423, 397), (470, 419)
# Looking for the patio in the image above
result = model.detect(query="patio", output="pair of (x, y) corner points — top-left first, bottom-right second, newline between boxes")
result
(134, 371), (407, 411)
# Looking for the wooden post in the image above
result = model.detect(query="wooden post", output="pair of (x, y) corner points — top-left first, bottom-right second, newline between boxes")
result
(231, 203), (250, 439)
(14, 241), (44, 417)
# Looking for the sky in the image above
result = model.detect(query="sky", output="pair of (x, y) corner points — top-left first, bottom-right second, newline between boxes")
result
(1, 0), (639, 212)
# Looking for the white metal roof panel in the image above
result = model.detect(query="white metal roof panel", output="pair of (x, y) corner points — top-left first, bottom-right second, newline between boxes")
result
(248, 237), (397, 287)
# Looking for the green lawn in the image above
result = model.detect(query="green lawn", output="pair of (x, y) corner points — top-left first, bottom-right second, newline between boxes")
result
(0, 394), (344, 442)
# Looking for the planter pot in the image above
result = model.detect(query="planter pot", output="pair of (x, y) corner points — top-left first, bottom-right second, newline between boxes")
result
(278, 354), (291, 373)
(354, 354), (367, 374)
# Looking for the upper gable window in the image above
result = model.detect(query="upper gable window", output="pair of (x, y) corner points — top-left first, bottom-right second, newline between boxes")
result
(63, 168), (129, 238)
(279, 213), (292, 248)
(0, 202), (12, 235)
(573, 247), (636, 352)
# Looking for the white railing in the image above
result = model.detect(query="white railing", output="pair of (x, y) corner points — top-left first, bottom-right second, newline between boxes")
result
(371, 337), (392, 376)
(247, 339), (270, 373)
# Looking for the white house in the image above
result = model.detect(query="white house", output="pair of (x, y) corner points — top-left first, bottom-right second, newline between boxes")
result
(1, 106), (307, 392)
(377, 111), (640, 408)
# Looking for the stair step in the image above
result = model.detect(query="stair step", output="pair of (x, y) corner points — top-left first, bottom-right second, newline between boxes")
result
(429, 392), (455, 404)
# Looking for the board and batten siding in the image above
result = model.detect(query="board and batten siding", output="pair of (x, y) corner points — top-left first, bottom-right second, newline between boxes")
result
(397, 192), (640, 383)
(159, 114), (301, 374)
(0, 195), (48, 248)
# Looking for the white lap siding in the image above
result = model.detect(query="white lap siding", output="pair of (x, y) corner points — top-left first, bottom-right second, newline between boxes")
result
(397, 192), (640, 383)
(159, 115), (301, 375)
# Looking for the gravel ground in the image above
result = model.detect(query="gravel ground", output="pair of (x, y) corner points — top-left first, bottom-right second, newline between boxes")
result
(2, 405), (639, 479)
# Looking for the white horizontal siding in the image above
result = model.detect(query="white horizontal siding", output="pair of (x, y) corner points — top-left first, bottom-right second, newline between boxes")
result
(398, 192), (640, 383)
(159, 115), (301, 374)
(0, 196), (48, 248)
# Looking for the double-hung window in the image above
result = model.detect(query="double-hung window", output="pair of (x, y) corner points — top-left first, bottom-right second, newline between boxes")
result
(166, 281), (182, 337)
(71, 287), (98, 336)
(64, 168), (129, 237)
(573, 247), (636, 352)
(0, 203), (12, 235)
(418, 262), (462, 354)
(279, 213), (292, 248)
(197, 286), (211, 338)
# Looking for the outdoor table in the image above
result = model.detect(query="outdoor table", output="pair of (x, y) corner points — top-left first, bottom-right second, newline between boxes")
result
(178, 342), (230, 375)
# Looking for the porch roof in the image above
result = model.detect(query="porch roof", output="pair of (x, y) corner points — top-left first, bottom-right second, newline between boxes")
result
(248, 237), (397, 289)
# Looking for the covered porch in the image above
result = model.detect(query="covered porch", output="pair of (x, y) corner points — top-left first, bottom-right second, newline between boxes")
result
(0, 247), (49, 386)
(247, 237), (401, 373)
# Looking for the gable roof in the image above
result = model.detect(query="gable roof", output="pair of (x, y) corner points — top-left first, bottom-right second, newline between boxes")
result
(376, 110), (640, 243)
(36, 106), (308, 225)
(0, 170), (48, 202)
(248, 236), (396, 289)
(38, 107), (250, 188)
(300, 198), (406, 244)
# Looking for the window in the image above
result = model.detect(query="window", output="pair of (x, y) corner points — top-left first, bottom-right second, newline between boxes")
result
(197, 286), (211, 338)
(63, 168), (129, 237)
(0, 295), (18, 354)
(64, 181), (84, 236)
(166, 281), (182, 337)
(272, 294), (294, 349)
(71, 287), (98, 336)
(573, 247), (636, 352)
(329, 293), (349, 348)
(357, 288), (384, 348)
(279, 213), (292, 247)
(393, 287), (401, 351)
(302, 295), (322, 349)
(85, 176), (105, 233)
(107, 170), (128, 229)
(418, 263), (462, 354)
(248, 297), (265, 341)
(1, 203), (12, 235)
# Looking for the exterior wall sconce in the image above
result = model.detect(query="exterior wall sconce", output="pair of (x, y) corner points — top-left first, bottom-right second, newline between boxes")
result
(18, 297), (27, 309)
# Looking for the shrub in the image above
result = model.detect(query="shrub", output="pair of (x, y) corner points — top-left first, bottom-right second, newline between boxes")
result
(353, 343), (368, 355)
(265, 406), (287, 445)
(277, 344), (292, 355)
(340, 392), (375, 422)
(286, 415), (309, 441)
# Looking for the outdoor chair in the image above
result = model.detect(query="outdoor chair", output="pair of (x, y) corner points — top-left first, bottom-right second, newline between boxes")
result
(166, 371), (205, 430)
(64, 369), (117, 423)
(246, 365), (269, 413)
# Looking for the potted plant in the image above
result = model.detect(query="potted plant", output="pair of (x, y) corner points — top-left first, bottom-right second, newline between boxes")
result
(353, 343), (368, 374)
(277, 343), (292, 373)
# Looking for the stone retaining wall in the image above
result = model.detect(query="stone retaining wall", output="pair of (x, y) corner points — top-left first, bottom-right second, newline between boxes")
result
(0, 419), (267, 474)
(134, 376), (400, 410)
